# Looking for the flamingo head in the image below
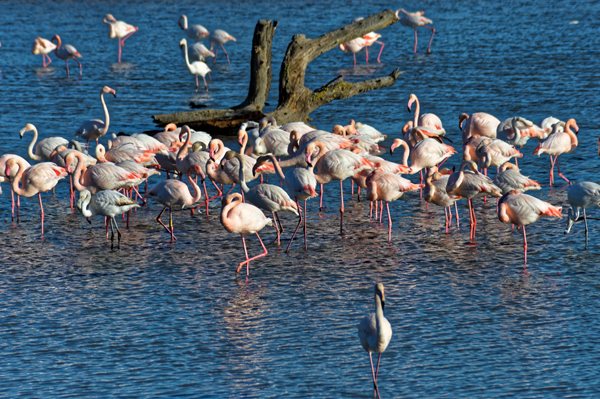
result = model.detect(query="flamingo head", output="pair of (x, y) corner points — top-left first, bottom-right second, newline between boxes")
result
(103, 14), (116, 24)
(102, 86), (116, 98)
(178, 15), (187, 30)
(19, 123), (35, 138)
(179, 38), (187, 49)
(165, 123), (178, 132)
(375, 283), (385, 310)
(51, 35), (60, 44)
(332, 125), (346, 137)
(189, 164), (205, 183)
(252, 156), (269, 177)
(389, 138), (402, 155)
(458, 113), (469, 131)
(407, 93), (417, 113)
(339, 43), (347, 52)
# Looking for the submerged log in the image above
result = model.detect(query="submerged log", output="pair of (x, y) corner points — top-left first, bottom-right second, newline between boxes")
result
(152, 10), (401, 135)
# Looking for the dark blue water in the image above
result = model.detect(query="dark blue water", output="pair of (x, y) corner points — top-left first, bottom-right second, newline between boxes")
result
(1, 0), (600, 397)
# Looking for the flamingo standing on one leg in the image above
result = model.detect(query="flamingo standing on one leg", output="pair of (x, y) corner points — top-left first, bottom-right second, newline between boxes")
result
(395, 9), (435, 54)
(51, 35), (82, 76)
(358, 283), (392, 399)
(75, 86), (116, 149)
(4, 158), (67, 235)
(220, 193), (272, 277)
(498, 191), (562, 264)
(532, 118), (578, 186)
(77, 189), (140, 249)
(564, 182), (600, 249)
(103, 14), (139, 63)
(31, 37), (56, 67)
(209, 29), (236, 63)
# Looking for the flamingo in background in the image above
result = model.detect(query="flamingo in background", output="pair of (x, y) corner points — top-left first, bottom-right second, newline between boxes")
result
(352, 17), (385, 63)
(424, 167), (461, 233)
(532, 118), (578, 186)
(407, 93), (446, 138)
(209, 29), (236, 63)
(103, 14), (138, 63)
(19, 123), (69, 162)
(492, 162), (541, 195)
(180, 38), (211, 92)
(77, 189), (140, 249)
(76, 86), (116, 149)
(395, 9), (435, 54)
(145, 165), (206, 243)
(182, 42), (215, 63)
(565, 182), (600, 248)
(459, 112), (500, 143)
(496, 117), (550, 147)
(31, 37), (56, 67)
(5, 157), (67, 235)
(358, 283), (392, 399)
(0, 154), (31, 221)
(220, 193), (272, 276)
(339, 37), (367, 67)
(498, 191), (562, 264)
(178, 15), (210, 41)
(51, 35), (82, 76)
(66, 151), (143, 194)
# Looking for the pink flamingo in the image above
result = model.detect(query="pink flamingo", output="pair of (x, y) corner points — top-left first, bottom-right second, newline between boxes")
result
(492, 162), (541, 195)
(496, 117), (550, 147)
(351, 17), (385, 63)
(565, 182), (600, 248)
(339, 38), (367, 67)
(459, 112), (500, 143)
(145, 165), (206, 243)
(358, 283), (392, 399)
(66, 151), (143, 194)
(19, 123), (68, 162)
(0, 154), (30, 221)
(4, 158), (67, 235)
(304, 142), (374, 234)
(462, 136), (487, 165)
(446, 160), (502, 240)
(103, 14), (138, 63)
(395, 9), (435, 54)
(392, 130), (456, 175)
(76, 86), (116, 149)
(424, 167), (461, 233)
(209, 29), (236, 63)
(31, 37), (56, 67)
(252, 155), (317, 252)
(96, 143), (157, 166)
(498, 191), (562, 264)
(220, 193), (272, 276)
(407, 93), (446, 138)
(77, 189), (140, 249)
(474, 138), (523, 171)
(532, 118), (578, 186)
(178, 15), (210, 41)
(51, 35), (82, 76)
(366, 169), (422, 242)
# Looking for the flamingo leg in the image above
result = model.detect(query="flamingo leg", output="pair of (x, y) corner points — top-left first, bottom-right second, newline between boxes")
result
(221, 44), (231, 64)
(195, 75), (199, 92)
(340, 180), (344, 235)
(120, 29), (137, 45)
(523, 225), (527, 265)
(353, 52), (357, 67)
(379, 201), (384, 224)
(319, 184), (325, 211)
(584, 208), (588, 249)
(169, 207), (176, 243)
(423, 25), (435, 54)
(74, 58), (82, 76)
(303, 199), (308, 250)
(413, 29), (418, 54)
(156, 207), (176, 240)
(555, 156), (570, 184)
(286, 198), (303, 253)
(225, 184), (235, 196)
(11, 187), (15, 221)
(38, 193), (44, 236)
(118, 36), (122, 63)
(203, 76), (208, 92)
(275, 212), (284, 234)
(213, 46), (219, 63)
(549, 155), (556, 186)
(370, 201), (373, 220)
(17, 194), (20, 223)
(365, 46), (369, 63)
(272, 212), (280, 245)
(357, 186), (361, 202)
(236, 232), (268, 276)
(376, 40), (384, 63)
(448, 205), (453, 229)
(109, 216), (116, 249)
(455, 202), (460, 229)
(386, 202), (392, 243)
(112, 216), (123, 249)
(368, 352), (381, 399)
(444, 206), (449, 233)
(65, 59), (70, 76)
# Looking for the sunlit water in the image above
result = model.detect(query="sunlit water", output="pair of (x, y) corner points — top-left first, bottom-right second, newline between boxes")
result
(1, 0), (600, 397)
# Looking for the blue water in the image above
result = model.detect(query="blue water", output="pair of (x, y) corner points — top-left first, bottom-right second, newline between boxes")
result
(1, 0), (600, 397)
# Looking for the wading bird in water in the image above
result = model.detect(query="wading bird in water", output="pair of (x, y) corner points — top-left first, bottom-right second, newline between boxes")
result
(51, 34), (82, 76)
(532, 118), (578, 186)
(75, 86), (116, 149)
(31, 37), (56, 67)
(209, 29), (236, 63)
(358, 283), (392, 399)
(395, 9), (435, 54)
(564, 181), (600, 249)
(103, 14), (139, 63)
(180, 38), (211, 92)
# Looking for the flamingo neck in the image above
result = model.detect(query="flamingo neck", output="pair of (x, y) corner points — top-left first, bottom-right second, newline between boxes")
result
(70, 152), (87, 192)
(177, 129), (191, 161)
(236, 157), (250, 194)
(10, 159), (31, 196)
(79, 195), (93, 218)
(220, 194), (242, 231)
(101, 91), (110, 136)
(498, 203), (510, 223)
(187, 171), (202, 204)
(375, 293), (384, 321)
(26, 127), (42, 162)
(565, 121), (578, 151)
(182, 41), (193, 71)
(240, 132), (248, 154)
(53, 37), (61, 54)
(413, 97), (420, 127)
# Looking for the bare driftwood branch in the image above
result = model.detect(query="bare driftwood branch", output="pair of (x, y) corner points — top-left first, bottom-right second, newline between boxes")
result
(152, 10), (401, 135)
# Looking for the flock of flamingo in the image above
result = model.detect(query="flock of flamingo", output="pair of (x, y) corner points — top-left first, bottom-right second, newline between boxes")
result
(29, 14), (236, 91)
(4, 9), (598, 398)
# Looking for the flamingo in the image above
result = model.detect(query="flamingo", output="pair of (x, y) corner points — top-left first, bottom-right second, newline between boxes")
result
(366, 169), (422, 242)
(498, 191), (562, 264)
(51, 34), (82, 76)
(358, 283), (392, 399)
(462, 136), (487, 165)
(407, 93), (446, 138)
(75, 86), (116, 149)
(180, 38), (211, 92)
(225, 151), (299, 245)
(96, 143), (157, 166)
(31, 37), (56, 67)
(395, 9), (435, 54)
(352, 17), (385, 63)
(354, 122), (387, 143)
(145, 165), (206, 243)
(305, 141), (374, 234)
(459, 112), (500, 143)
(446, 160), (502, 240)
(77, 189), (140, 249)
(182, 42), (215, 63)
(532, 118), (578, 186)
(103, 14), (138, 63)
(492, 162), (541, 195)
(4, 157), (67, 235)
(260, 117), (313, 137)
(339, 37), (367, 67)
(252, 155), (317, 252)
(496, 117), (549, 147)
(253, 128), (290, 158)
(209, 29), (236, 63)
(394, 129), (456, 175)
(19, 123), (68, 162)
(0, 154), (31, 221)
(474, 138), (523, 171)
(424, 167), (461, 233)
(110, 133), (169, 155)
(220, 193), (272, 276)
(564, 182), (600, 248)
(178, 15), (209, 41)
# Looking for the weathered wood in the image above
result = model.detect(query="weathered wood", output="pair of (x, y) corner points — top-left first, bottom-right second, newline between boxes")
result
(153, 10), (401, 135)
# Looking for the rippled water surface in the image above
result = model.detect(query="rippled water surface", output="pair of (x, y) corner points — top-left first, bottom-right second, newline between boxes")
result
(2, 0), (600, 397)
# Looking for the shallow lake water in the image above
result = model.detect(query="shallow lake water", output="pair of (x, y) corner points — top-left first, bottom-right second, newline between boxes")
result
(1, 0), (600, 397)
